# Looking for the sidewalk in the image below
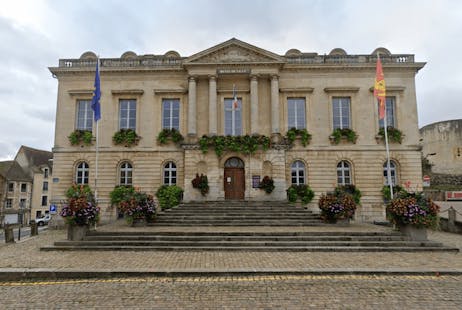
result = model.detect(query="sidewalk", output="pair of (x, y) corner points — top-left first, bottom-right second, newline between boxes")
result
(0, 221), (461, 280)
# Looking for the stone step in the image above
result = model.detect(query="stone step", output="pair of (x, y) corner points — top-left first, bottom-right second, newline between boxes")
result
(86, 231), (403, 237)
(160, 210), (314, 214)
(156, 215), (320, 220)
(54, 240), (442, 247)
(151, 223), (326, 226)
(40, 245), (460, 252)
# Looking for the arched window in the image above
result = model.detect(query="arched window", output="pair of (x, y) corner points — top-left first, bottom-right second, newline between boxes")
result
(163, 162), (177, 185)
(383, 160), (397, 186)
(337, 161), (351, 185)
(119, 162), (133, 185)
(76, 162), (89, 185)
(291, 161), (305, 185)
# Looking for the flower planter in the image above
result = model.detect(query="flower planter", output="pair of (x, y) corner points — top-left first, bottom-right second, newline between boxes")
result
(67, 225), (89, 241)
(398, 224), (428, 241)
(131, 218), (147, 227)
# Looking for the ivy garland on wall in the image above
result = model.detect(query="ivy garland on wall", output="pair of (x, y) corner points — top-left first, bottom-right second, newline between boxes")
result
(377, 126), (403, 144)
(157, 128), (184, 145)
(112, 129), (141, 147)
(199, 134), (271, 157)
(330, 128), (358, 144)
(286, 128), (312, 147)
(68, 130), (94, 146)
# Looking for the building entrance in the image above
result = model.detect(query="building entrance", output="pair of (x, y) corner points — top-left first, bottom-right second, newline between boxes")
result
(224, 157), (245, 200)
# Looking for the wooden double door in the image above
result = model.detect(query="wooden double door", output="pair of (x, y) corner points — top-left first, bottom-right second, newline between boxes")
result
(224, 157), (245, 200)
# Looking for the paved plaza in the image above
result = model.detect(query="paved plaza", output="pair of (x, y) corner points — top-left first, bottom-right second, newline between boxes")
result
(0, 222), (461, 308)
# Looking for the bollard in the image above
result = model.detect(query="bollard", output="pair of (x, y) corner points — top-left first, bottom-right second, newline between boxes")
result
(448, 207), (456, 233)
(30, 221), (38, 236)
(4, 224), (15, 243)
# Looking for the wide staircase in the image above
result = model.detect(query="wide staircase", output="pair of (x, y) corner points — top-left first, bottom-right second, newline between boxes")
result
(41, 201), (459, 252)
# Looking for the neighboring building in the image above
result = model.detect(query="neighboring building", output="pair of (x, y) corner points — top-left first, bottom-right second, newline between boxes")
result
(420, 119), (462, 175)
(49, 38), (425, 222)
(0, 146), (53, 226)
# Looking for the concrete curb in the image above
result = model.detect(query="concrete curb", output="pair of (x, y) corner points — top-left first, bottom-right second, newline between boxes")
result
(1, 268), (461, 281)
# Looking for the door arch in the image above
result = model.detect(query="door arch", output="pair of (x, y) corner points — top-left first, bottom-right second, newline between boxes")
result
(224, 157), (245, 200)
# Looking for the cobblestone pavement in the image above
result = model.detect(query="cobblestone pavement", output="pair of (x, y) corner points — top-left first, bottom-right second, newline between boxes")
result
(0, 274), (461, 309)
(0, 222), (461, 272)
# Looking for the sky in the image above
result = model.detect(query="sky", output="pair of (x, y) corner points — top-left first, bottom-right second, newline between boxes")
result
(0, 0), (461, 160)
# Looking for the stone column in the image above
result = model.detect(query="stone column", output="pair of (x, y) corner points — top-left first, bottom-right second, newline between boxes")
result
(271, 75), (280, 134)
(208, 75), (217, 135)
(187, 76), (197, 136)
(250, 75), (259, 135)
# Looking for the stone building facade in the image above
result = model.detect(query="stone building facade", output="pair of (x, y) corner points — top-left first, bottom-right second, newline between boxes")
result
(49, 38), (425, 222)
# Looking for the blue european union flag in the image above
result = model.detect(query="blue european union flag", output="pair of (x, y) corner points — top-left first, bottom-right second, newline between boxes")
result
(91, 60), (101, 122)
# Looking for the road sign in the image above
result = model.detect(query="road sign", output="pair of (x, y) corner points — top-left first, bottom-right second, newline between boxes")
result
(49, 204), (57, 214)
(423, 175), (430, 187)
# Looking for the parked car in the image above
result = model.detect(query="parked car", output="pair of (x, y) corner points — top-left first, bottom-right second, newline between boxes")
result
(35, 214), (51, 226)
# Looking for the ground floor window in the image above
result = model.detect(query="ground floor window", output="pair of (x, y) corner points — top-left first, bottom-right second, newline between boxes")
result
(164, 162), (177, 185)
(337, 161), (351, 185)
(291, 161), (305, 185)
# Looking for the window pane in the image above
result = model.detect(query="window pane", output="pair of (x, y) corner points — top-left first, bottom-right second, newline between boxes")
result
(76, 100), (92, 131)
(379, 97), (395, 128)
(224, 98), (241, 136)
(288, 98), (306, 129)
(120, 100), (136, 130)
(332, 98), (350, 129)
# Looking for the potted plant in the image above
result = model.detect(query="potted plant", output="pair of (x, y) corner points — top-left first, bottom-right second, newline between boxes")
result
(118, 191), (156, 226)
(286, 184), (314, 205)
(286, 128), (312, 147)
(377, 126), (403, 144)
(112, 129), (141, 147)
(155, 185), (184, 210)
(330, 128), (357, 144)
(334, 184), (361, 205)
(381, 185), (405, 202)
(318, 191), (357, 224)
(157, 128), (184, 145)
(68, 130), (94, 146)
(386, 191), (439, 241)
(60, 184), (100, 240)
(192, 174), (209, 196)
(259, 176), (275, 194)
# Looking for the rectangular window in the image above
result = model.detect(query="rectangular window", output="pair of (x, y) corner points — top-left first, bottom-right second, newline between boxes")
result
(44, 168), (49, 178)
(162, 99), (180, 130)
(76, 100), (93, 131)
(287, 98), (306, 129)
(6, 199), (12, 208)
(379, 97), (396, 128)
(36, 211), (42, 218)
(332, 97), (351, 129)
(21, 183), (27, 192)
(8, 183), (14, 192)
(224, 98), (242, 136)
(119, 99), (136, 130)
(41, 196), (48, 206)
(20, 199), (26, 209)
(43, 181), (48, 191)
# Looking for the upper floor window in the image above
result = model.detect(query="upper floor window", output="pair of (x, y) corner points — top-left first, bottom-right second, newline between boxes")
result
(162, 99), (180, 130)
(41, 196), (48, 206)
(288, 98), (306, 130)
(337, 160), (352, 185)
(119, 162), (133, 186)
(8, 183), (14, 192)
(379, 97), (396, 128)
(5, 199), (12, 208)
(119, 99), (136, 130)
(383, 160), (398, 186)
(20, 198), (26, 209)
(76, 100), (93, 131)
(43, 181), (49, 191)
(20, 183), (27, 193)
(224, 98), (242, 136)
(291, 161), (306, 185)
(332, 97), (351, 129)
(75, 162), (89, 185)
(163, 162), (177, 185)
(44, 168), (49, 178)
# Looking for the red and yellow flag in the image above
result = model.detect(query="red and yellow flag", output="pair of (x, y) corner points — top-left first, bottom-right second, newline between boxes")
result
(374, 57), (386, 119)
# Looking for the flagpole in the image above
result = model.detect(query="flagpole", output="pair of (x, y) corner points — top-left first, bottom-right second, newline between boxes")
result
(383, 112), (394, 199)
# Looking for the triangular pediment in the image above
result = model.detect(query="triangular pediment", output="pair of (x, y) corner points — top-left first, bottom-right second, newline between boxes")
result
(184, 38), (284, 64)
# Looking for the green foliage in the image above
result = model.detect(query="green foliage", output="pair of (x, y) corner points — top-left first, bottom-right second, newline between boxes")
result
(378, 126), (403, 144)
(118, 191), (156, 224)
(259, 176), (275, 194)
(155, 185), (184, 210)
(381, 185), (405, 201)
(61, 184), (99, 226)
(286, 184), (314, 204)
(331, 128), (357, 144)
(334, 185), (362, 205)
(199, 134), (270, 157)
(65, 184), (95, 205)
(286, 128), (312, 147)
(157, 128), (184, 145)
(191, 174), (209, 196)
(386, 191), (440, 229)
(112, 129), (140, 147)
(68, 130), (94, 146)
(318, 192), (357, 223)
(109, 185), (136, 205)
